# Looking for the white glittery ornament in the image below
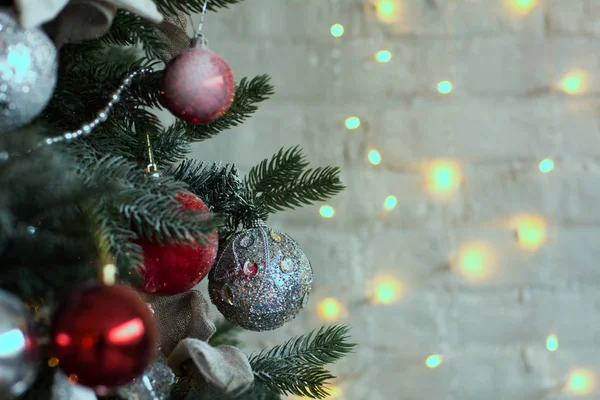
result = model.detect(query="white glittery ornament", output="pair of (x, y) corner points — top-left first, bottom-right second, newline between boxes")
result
(0, 8), (57, 132)
(117, 353), (175, 400)
(0, 289), (40, 399)
(208, 223), (313, 331)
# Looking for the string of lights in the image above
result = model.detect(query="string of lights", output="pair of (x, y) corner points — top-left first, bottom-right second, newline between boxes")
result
(311, 0), (599, 397)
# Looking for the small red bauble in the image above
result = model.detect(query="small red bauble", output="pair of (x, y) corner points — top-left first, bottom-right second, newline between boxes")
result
(50, 284), (156, 391)
(160, 39), (235, 124)
(136, 192), (218, 295)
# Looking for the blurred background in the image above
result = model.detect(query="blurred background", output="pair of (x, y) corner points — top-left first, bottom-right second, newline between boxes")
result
(158, 0), (600, 399)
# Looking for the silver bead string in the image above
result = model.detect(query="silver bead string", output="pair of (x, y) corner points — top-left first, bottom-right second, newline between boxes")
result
(41, 66), (154, 148)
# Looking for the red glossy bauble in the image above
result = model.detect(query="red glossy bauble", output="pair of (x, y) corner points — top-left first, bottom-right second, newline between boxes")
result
(160, 39), (235, 124)
(50, 284), (156, 391)
(136, 192), (218, 295)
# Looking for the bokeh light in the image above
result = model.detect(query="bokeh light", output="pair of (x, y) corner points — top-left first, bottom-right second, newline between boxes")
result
(539, 158), (554, 173)
(457, 242), (494, 280)
(317, 298), (345, 321)
(512, 215), (546, 250)
(327, 385), (343, 399)
(370, 275), (403, 304)
(426, 160), (461, 196)
(384, 195), (398, 211)
(546, 334), (558, 352)
(368, 150), (382, 165)
(48, 357), (59, 367)
(559, 70), (588, 95)
(437, 80), (453, 94)
(319, 205), (335, 218)
(507, 0), (538, 14)
(345, 116), (361, 129)
(376, 50), (392, 63)
(330, 23), (344, 37)
(426, 354), (443, 368)
(567, 369), (596, 395)
(374, 0), (400, 23)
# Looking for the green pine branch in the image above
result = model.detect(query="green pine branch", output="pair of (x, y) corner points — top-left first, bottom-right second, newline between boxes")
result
(246, 147), (345, 216)
(101, 11), (170, 60)
(155, 0), (246, 17)
(208, 318), (243, 347)
(249, 325), (355, 399)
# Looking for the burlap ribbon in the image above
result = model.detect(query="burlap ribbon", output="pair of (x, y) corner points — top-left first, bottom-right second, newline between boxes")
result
(14, 0), (191, 61)
(148, 290), (254, 393)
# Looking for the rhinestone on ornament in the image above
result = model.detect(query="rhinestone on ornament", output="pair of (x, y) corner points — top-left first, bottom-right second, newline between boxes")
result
(280, 258), (294, 273)
(239, 233), (254, 248)
(243, 260), (258, 277)
(222, 284), (234, 305)
(270, 231), (282, 242)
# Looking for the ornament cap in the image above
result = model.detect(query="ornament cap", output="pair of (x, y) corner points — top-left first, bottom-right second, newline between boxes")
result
(248, 219), (267, 228)
(190, 35), (208, 49)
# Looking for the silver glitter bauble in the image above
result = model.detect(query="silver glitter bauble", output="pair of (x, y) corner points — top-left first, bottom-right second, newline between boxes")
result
(0, 289), (39, 399)
(208, 224), (313, 331)
(0, 9), (57, 132)
(117, 353), (175, 400)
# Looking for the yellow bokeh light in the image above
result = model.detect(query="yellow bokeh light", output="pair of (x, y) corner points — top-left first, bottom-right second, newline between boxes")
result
(48, 357), (59, 367)
(327, 385), (343, 399)
(457, 242), (494, 280)
(560, 70), (588, 95)
(437, 80), (453, 94)
(345, 116), (360, 130)
(376, 50), (392, 63)
(507, 0), (537, 14)
(368, 150), (382, 165)
(512, 215), (546, 250)
(319, 205), (335, 218)
(426, 160), (461, 196)
(546, 334), (558, 352)
(426, 354), (443, 369)
(371, 275), (403, 304)
(317, 298), (345, 321)
(539, 158), (554, 173)
(567, 369), (596, 395)
(330, 23), (344, 37)
(375, 0), (400, 23)
(384, 195), (398, 211)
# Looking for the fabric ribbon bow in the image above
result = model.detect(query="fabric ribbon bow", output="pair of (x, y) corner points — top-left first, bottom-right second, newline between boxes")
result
(15, 0), (163, 46)
(148, 290), (254, 392)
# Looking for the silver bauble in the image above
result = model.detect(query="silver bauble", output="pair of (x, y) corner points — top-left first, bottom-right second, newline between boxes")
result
(117, 353), (175, 400)
(0, 8), (57, 131)
(208, 224), (313, 331)
(0, 289), (39, 399)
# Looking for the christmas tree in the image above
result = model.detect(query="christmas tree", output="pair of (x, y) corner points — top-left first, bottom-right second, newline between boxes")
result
(0, 1), (355, 399)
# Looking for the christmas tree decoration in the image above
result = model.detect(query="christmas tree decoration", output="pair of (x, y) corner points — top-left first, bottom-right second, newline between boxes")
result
(0, 289), (39, 399)
(16, 0), (163, 46)
(160, 38), (235, 124)
(50, 284), (157, 392)
(208, 223), (313, 331)
(136, 192), (218, 295)
(0, 8), (57, 131)
(117, 353), (175, 400)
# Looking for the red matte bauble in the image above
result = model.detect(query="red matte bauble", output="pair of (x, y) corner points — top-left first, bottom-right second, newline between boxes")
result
(50, 284), (156, 391)
(136, 192), (218, 295)
(160, 40), (235, 124)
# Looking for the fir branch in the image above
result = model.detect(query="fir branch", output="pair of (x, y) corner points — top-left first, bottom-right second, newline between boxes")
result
(246, 146), (307, 193)
(246, 148), (345, 216)
(155, 0), (246, 17)
(249, 325), (355, 399)
(80, 155), (221, 247)
(183, 75), (274, 142)
(101, 10), (169, 60)
(208, 318), (242, 347)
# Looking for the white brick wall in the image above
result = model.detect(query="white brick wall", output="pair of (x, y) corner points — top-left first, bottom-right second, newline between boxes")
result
(185, 0), (600, 398)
